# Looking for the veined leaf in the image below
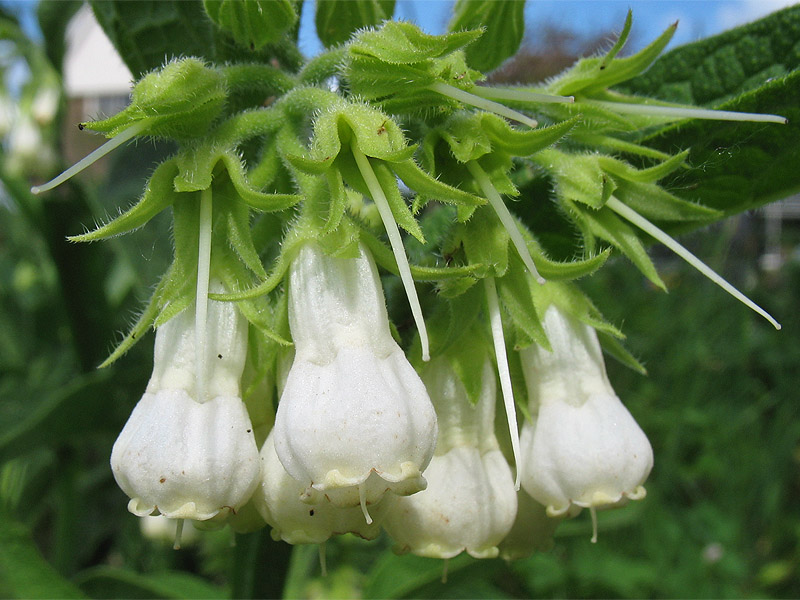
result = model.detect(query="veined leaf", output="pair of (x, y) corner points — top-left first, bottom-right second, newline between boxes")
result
(620, 5), (800, 217)
(204, 0), (297, 50)
(315, 0), (395, 48)
(0, 513), (86, 599)
(449, 0), (525, 72)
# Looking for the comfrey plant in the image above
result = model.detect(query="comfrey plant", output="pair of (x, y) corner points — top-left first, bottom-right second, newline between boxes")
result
(32, 0), (791, 572)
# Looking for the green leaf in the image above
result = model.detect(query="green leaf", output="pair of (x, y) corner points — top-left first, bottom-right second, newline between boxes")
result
(536, 149), (615, 208)
(204, 0), (297, 50)
(68, 160), (179, 242)
(0, 512), (86, 599)
(349, 20), (480, 64)
(90, 0), (214, 77)
(364, 552), (475, 599)
(315, 0), (394, 48)
(74, 566), (223, 600)
(391, 159), (485, 208)
(567, 202), (666, 290)
(449, 0), (524, 72)
(621, 5), (800, 106)
(481, 113), (578, 156)
(618, 5), (800, 218)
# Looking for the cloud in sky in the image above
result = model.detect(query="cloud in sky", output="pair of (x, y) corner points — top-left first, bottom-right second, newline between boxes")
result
(716, 0), (798, 30)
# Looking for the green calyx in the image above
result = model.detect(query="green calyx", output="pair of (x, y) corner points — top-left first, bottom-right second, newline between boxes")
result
(82, 58), (228, 139)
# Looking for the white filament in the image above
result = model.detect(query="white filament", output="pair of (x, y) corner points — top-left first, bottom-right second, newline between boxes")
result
(594, 100), (787, 124)
(31, 121), (147, 194)
(471, 86), (574, 105)
(195, 188), (213, 402)
(429, 82), (538, 128)
(606, 196), (781, 330)
(352, 146), (430, 361)
(484, 276), (522, 490)
(467, 161), (545, 284)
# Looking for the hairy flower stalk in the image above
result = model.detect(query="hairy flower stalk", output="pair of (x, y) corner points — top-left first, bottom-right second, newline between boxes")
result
(519, 305), (653, 540)
(606, 197), (781, 329)
(351, 145), (431, 361)
(273, 242), (437, 519)
(483, 276), (522, 490)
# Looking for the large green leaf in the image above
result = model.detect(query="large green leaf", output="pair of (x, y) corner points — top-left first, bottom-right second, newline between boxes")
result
(621, 5), (800, 216)
(89, 1), (214, 77)
(448, 0), (525, 72)
(73, 567), (223, 600)
(315, 0), (395, 48)
(0, 512), (86, 599)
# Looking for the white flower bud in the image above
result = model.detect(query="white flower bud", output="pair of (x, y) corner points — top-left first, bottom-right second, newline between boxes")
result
(255, 431), (384, 544)
(383, 358), (517, 559)
(519, 305), (653, 518)
(111, 283), (261, 521)
(273, 243), (437, 514)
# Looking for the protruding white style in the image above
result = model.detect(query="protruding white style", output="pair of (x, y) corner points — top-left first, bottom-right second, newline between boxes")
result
(352, 145), (430, 360)
(428, 82), (538, 128)
(484, 277), (522, 490)
(519, 305), (653, 518)
(110, 283), (261, 521)
(467, 161), (545, 284)
(273, 242), (437, 510)
(255, 432), (385, 545)
(606, 196), (781, 330)
(383, 358), (517, 559)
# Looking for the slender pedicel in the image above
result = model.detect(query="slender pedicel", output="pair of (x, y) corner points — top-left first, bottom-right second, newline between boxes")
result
(173, 519), (185, 550)
(594, 100), (788, 124)
(467, 161), (545, 284)
(470, 86), (575, 105)
(352, 146), (431, 361)
(606, 196), (781, 330)
(484, 276), (522, 490)
(428, 82), (538, 128)
(31, 121), (148, 194)
(195, 187), (213, 402)
(318, 543), (328, 577)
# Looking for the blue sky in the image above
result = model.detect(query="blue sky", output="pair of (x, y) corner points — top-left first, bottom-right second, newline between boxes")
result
(3, 0), (797, 60)
(299, 0), (798, 57)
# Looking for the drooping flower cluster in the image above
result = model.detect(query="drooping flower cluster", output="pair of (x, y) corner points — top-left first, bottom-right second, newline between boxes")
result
(31, 4), (786, 567)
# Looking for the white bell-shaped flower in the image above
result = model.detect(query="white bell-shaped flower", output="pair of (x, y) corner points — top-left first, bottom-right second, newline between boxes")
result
(255, 431), (385, 544)
(111, 282), (261, 521)
(383, 358), (517, 559)
(273, 242), (437, 515)
(519, 305), (653, 518)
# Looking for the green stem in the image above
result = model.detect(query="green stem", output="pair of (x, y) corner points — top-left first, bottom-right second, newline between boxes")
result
(352, 146), (430, 361)
(467, 161), (544, 284)
(428, 82), (538, 128)
(195, 187), (213, 402)
(31, 121), (147, 194)
(606, 196), (781, 330)
(484, 276), (522, 490)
